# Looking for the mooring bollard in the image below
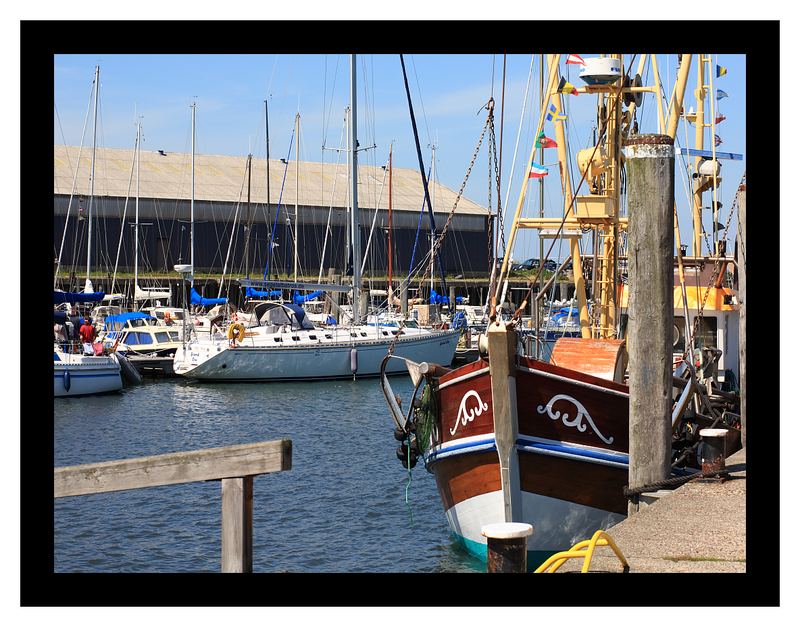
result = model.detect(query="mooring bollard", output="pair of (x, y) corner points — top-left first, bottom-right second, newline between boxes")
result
(699, 428), (729, 476)
(481, 522), (533, 573)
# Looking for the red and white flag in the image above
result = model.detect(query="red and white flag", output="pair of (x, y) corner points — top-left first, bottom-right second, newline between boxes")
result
(566, 54), (586, 66)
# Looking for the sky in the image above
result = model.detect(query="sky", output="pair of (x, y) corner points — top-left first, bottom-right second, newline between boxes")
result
(54, 52), (746, 265)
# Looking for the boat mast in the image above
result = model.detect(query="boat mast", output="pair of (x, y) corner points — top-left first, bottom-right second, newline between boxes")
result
(294, 112), (300, 282)
(388, 143), (393, 308)
(244, 152), (252, 278)
(134, 119), (141, 300)
(350, 54), (362, 324)
(190, 101), (196, 288)
(692, 56), (706, 257)
(265, 99), (271, 280)
(85, 65), (100, 292)
(430, 142), (436, 298)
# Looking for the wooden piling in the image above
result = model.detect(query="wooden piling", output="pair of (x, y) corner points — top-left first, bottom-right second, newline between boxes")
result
(482, 522), (533, 573)
(736, 185), (746, 447)
(487, 319), (522, 522)
(624, 134), (675, 515)
(400, 283), (408, 317)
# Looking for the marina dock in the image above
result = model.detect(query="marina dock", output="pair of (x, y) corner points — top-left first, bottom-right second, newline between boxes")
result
(555, 447), (746, 573)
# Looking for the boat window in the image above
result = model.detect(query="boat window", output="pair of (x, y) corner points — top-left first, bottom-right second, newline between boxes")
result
(274, 337), (282, 342)
(155, 332), (170, 343)
(168, 332), (179, 341)
(292, 336), (300, 341)
(391, 330), (399, 336)
(382, 331), (388, 336)
(125, 332), (153, 345)
(136, 332), (153, 345)
(309, 335), (317, 340)
(351, 332), (357, 337)
(360, 332), (367, 337)
(325, 334), (332, 339)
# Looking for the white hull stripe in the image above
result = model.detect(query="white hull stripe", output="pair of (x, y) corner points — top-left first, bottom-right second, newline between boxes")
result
(425, 434), (628, 469)
(436, 366), (490, 390)
(516, 365), (629, 398)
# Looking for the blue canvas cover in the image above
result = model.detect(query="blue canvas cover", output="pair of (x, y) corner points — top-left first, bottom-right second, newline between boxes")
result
(190, 288), (228, 306)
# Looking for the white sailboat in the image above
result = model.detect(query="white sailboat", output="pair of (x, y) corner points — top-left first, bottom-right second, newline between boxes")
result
(54, 65), (122, 397)
(172, 55), (460, 381)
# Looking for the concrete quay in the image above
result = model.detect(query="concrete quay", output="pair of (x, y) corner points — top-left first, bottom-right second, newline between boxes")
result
(555, 447), (746, 573)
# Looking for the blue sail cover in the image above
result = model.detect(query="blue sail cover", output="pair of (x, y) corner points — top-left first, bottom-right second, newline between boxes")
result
(53, 290), (105, 304)
(293, 290), (324, 305)
(245, 287), (282, 299)
(428, 289), (463, 305)
(190, 288), (228, 306)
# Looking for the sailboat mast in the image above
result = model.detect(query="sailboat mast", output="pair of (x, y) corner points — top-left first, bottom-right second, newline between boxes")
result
(265, 99), (271, 280)
(244, 153), (252, 278)
(430, 143), (436, 297)
(294, 112), (300, 282)
(388, 144), (393, 307)
(86, 65), (100, 291)
(350, 54), (362, 323)
(190, 101), (196, 287)
(134, 120), (140, 298)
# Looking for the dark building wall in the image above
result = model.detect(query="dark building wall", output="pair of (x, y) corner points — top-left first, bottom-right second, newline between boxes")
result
(54, 195), (491, 279)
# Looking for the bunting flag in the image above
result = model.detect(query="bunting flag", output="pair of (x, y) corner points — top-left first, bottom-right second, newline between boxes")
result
(528, 161), (549, 178)
(566, 54), (585, 65)
(714, 134), (723, 147)
(558, 76), (579, 95)
(716, 89), (729, 100)
(545, 103), (567, 122)
(534, 131), (558, 149)
(715, 113), (727, 124)
(716, 64), (728, 78)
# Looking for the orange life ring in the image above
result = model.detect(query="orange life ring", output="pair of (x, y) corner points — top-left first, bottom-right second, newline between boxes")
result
(227, 322), (246, 344)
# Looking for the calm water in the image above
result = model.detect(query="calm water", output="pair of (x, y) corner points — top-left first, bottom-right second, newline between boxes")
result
(54, 376), (485, 573)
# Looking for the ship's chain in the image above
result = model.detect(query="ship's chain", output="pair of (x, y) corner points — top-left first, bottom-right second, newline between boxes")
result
(417, 98), (495, 295)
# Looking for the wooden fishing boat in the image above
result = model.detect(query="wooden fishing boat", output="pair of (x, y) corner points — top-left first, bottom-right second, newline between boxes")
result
(381, 52), (743, 563)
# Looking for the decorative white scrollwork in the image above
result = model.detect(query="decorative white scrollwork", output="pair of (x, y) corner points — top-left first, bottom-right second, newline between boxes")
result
(536, 394), (614, 444)
(450, 390), (489, 435)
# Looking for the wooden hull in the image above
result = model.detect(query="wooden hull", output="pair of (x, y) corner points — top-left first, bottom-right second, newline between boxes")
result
(426, 354), (630, 557)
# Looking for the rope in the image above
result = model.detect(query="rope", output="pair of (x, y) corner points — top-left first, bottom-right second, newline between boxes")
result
(624, 467), (731, 498)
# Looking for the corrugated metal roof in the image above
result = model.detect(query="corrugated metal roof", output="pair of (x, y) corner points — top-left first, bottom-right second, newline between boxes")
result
(54, 145), (488, 215)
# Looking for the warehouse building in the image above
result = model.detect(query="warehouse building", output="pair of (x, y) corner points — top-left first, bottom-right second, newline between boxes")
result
(54, 145), (492, 283)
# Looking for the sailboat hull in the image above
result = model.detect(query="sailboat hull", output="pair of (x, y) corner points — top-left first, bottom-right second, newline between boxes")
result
(54, 351), (123, 397)
(175, 329), (461, 381)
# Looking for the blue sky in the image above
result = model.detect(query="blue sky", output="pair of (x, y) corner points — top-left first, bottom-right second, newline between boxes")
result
(54, 53), (746, 263)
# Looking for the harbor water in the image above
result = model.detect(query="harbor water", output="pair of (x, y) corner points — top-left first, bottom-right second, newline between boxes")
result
(54, 376), (485, 573)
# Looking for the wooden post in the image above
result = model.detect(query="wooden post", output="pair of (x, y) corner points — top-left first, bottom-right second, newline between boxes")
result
(736, 185), (746, 447)
(221, 476), (254, 573)
(482, 522), (533, 573)
(487, 319), (522, 522)
(449, 286), (456, 314)
(624, 135), (675, 516)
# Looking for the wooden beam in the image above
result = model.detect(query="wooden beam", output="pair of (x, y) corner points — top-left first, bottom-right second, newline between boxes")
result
(54, 440), (292, 498)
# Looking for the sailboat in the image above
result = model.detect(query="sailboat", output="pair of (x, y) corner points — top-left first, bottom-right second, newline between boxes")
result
(380, 53), (742, 562)
(172, 55), (460, 381)
(54, 65), (123, 397)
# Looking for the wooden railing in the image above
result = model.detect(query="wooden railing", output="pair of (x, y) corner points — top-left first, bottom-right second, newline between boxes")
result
(54, 439), (292, 572)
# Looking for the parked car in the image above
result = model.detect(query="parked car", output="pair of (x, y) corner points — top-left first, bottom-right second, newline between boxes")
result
(512, 258), (557, 272)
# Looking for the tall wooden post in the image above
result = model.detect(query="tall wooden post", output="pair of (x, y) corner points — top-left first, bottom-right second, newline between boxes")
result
(221, 476), (254, 573)
(400, 283), (408, 317)
(736, 184), (746, 446)
(487, 319), (521, 522)
(624, 135), (675, 516)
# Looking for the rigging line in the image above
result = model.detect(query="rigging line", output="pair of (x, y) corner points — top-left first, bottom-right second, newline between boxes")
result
(316, 117), (347, 282)
(218, 167), (249, 298)
(110, 127), (139, 297)
(409, 55), (432, 149)
(263, 128), (296, 281)
(54, 85), (94, 285)
(323, 55), (341, 148)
